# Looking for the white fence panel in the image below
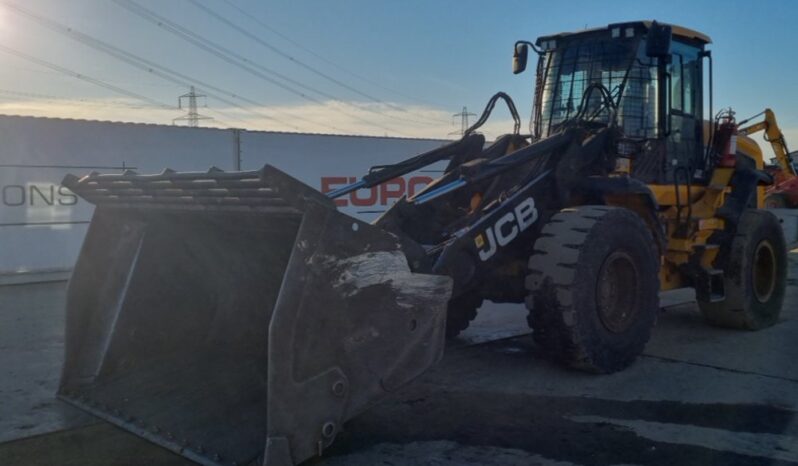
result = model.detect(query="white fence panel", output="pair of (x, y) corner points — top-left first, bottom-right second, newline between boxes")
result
(0, 115), (450, 280)
(0, 116), (236, 277)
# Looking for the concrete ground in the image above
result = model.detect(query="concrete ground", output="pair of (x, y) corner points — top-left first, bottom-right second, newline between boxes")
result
(1, 252), (798, 466)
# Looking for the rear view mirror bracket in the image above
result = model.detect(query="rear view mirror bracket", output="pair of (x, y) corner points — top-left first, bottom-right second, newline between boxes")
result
(513, 40), (541, 74)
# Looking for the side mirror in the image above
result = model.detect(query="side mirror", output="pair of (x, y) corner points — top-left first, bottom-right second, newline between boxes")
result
(513, 42), (528, 74)
(646, 21), (672, 58)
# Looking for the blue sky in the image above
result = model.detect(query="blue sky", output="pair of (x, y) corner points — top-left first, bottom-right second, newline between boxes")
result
(1, 0), (797, 140)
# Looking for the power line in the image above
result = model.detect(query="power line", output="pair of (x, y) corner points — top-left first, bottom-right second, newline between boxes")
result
(189, 0), (445, 126)
(0, 44), (175, 111)
(218, 0), (443, 108)
(1, 0), (438, 136)
(189, 0), (379, 104)
(113, 0), (410, 136)
(0, 1), (323, 132)
(106, 0), (349, 132)
(117, 0), (406, 135)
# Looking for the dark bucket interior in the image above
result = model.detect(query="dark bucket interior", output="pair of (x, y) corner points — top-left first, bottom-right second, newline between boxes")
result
(59, 209), (302, 466)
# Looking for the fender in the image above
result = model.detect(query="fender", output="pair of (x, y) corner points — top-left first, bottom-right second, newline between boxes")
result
(579, 176), (666, 253)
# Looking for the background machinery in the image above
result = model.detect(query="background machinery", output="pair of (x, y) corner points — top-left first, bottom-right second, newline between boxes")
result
(58, 20), (788, 466)
(736, 108), (798, 208)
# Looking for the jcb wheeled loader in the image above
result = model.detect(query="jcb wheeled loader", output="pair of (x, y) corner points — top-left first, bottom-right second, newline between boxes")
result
(59, 21), (787, 466)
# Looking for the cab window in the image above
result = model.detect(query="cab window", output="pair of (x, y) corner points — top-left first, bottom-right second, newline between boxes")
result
(670, 42), (699, 116)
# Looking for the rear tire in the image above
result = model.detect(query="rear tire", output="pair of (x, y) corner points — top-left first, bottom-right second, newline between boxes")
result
(764, 193), (789, 209)
(445, 292), (483, 338)
(698, 210), (787, 330)
(525, 206), (660, 373)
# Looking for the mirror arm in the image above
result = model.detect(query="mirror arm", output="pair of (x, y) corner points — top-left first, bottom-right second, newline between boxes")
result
(515, 40), (544, 56)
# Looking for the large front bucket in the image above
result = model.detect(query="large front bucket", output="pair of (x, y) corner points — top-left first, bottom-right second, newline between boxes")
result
(58, 166), (452, 466)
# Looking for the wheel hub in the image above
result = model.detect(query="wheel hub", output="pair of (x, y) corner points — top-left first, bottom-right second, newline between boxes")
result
(753, 240), (777, 303)
(596, 250), (639, 333)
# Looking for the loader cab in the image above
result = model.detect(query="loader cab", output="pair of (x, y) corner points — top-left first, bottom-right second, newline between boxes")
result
(515, 21), (712, 184)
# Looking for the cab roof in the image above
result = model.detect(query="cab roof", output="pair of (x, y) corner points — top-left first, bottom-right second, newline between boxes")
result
(536, 20), (711, 46)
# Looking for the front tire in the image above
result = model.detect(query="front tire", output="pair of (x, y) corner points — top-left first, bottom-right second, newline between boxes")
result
(525, 206), (660, 373)
(698, 210), (787, 330)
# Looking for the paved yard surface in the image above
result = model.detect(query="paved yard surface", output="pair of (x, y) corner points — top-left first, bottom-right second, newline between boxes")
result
(1, 251), (797, 466)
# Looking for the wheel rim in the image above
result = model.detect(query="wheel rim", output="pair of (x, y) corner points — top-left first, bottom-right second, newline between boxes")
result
(596, 250), (639, 333)
(753, 240), (777, 303)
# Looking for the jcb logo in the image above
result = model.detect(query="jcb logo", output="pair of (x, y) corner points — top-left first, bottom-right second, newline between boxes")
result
(475, 197), (538, 261)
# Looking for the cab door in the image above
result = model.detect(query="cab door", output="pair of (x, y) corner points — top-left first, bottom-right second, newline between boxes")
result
(666, 41), (703, 183)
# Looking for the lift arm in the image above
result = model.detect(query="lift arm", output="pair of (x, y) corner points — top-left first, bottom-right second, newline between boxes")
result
(739, 108), (796, 178)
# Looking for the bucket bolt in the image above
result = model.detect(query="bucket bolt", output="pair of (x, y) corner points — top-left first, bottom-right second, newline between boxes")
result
(331, 380), (347, 397)
(322, 422), (336, 438)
